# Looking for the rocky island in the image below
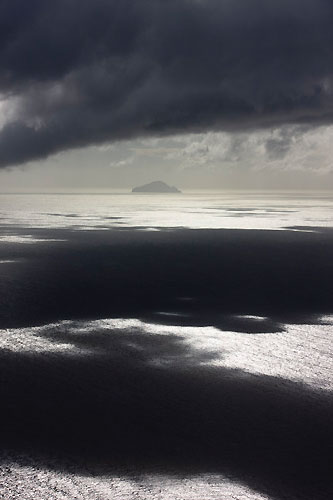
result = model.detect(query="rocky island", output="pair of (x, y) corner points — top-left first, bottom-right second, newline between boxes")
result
(132, 181), (181, 193)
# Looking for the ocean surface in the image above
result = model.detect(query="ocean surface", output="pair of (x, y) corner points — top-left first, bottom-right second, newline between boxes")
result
(0, 191), (332, 500)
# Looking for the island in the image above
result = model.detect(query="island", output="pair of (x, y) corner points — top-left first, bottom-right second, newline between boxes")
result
(132, 181), (181, 193)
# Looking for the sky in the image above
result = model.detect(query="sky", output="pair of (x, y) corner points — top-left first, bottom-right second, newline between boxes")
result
(1, 0), (333, 191)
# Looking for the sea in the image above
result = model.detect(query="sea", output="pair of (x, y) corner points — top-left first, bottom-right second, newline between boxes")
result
(0, 191), (332, 500)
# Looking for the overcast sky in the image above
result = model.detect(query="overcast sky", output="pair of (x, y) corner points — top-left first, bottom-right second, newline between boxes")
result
(1, 0), (333, 191)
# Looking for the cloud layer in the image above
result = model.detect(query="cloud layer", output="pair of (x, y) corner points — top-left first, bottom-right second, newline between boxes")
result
(1, 0), (333, 167)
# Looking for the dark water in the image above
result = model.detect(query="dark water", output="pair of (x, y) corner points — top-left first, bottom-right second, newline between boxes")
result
(0, 192), (332, 499)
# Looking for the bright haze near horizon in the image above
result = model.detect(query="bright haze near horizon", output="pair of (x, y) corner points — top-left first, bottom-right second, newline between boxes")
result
(1, 0), (333, 190)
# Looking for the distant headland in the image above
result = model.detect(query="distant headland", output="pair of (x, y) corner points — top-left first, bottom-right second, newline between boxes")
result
(132, 181), (181, 193)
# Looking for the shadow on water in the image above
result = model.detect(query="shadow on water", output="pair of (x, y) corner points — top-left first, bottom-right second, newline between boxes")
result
(0, 326), (332, 500)
(0, 227), (333, 498)
(141, 310), (286, 333)
(0, 227), (333, 330)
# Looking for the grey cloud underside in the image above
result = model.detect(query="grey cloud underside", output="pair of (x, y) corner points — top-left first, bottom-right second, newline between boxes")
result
(1, 0), (333, 167)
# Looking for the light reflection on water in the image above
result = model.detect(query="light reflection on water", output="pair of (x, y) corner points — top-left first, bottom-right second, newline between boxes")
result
(1, 315), (331, 498)
(1, 316), (331, 391)
(0, 191), (332, 232)
(0, 192), (332, 500)
(0, 453), (272, 500)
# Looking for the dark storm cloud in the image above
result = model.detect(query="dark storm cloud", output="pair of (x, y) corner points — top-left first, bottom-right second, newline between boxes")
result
(1, 0), (333, 167)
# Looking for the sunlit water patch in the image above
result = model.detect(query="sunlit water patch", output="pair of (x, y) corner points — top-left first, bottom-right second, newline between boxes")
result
(0, 191), (333, 231)
(0, 452), (272, 500)
(0, 234), (66, 243)
(1, 316), (332, 390)
(1, 316), (331, 500)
